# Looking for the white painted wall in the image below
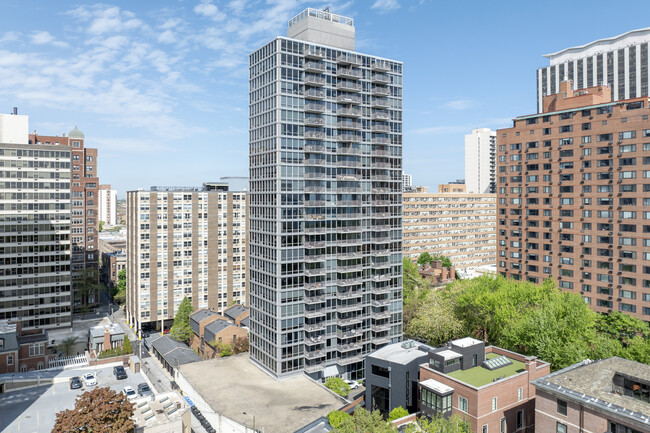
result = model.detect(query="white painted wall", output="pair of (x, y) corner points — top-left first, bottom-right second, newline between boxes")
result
(0, 114), (28, 144)
(465, 128), (496, 194)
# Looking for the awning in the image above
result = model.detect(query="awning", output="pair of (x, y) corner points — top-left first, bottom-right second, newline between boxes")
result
(323, 365), (340, 378)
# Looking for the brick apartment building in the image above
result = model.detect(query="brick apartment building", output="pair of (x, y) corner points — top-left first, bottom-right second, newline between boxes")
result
(532, 357), (649, 433)
(364, 338), (550, 432)
(497, 81), (650, 320)
(29, 128), (100, 304)
(0, 320), (55, 373)
(188, 307), (248, 360)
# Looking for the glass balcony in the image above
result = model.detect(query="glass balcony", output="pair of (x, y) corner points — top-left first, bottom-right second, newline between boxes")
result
(371, 86), (391, 96)
(337, 289), (364, 299)
(337, 81), (362, 92)
(371, 123), (391, 133)
(372, 73), (391, 84)
(371, 136), (391, 144)
(372, 111), (391, 120)
(304, 295), (326, 304)
(337, 53), (362, 66)
(305, 75), (326, 87)
(371, 98), (390, 108)
(304, 144), (326, 154)
(371, 60), (390, 71)
(304, 309), (327, 319)
(337, 354), (364, 365)
(305, 46), (326, 59)
(336, 133), (362, 143)
(304, 117), (325, 127)
(338, 67), (362, 80)
(337, 120), (362, 130)
(305, 61), (326, 73)
(304, 88), (325, 100)
(338, 107), (362, 117)
(304, 322), (326, 332)
(337, 94), (362, 105)
(304, 103), (325, 113)
(304, 349), (326, 359)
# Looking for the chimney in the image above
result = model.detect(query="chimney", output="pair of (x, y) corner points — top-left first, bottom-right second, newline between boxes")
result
(441, 267), (448, 280)
(11, 319), (22, 336)
(525, 356), (537, 375)
(559, 78), (574, 99)
(450, 267), (456, 279)
(103, 328), (112, 352)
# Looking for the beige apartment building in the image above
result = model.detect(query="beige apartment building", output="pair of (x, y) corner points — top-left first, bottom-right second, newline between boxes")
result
(126, 183), (248, 335)
(403, 188), (496, 269)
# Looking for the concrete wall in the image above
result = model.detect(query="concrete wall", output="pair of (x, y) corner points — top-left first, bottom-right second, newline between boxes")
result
(0, 114), (28, 144)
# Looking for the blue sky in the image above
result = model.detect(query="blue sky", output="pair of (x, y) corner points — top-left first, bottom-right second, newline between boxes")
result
(2, 0), (650, 197)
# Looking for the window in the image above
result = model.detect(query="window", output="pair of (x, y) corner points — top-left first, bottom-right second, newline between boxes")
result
(421, 388), (452, 414)
(556, 423), (567, 433)
(483, 425), (488, 433)
(372, 365), (389, 378)
(7, 354), (13, 365)
(516, 410), (524, 430)
(458, 396), (468, 412)
(29, 343), (44, 357)
(557, 399), (567, 415)
(492, 397), (497, 411)
(500, 418), (506, 433)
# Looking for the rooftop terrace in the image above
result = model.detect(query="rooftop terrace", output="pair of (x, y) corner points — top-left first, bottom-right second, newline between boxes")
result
(446, 352), (526, 388)
(288, 8), (353, 28)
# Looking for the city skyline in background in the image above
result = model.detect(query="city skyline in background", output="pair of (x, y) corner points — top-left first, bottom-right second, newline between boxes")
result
(3, 1), (650, 197)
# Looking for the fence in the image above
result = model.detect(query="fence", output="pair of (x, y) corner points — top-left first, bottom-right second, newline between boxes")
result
(48, 354), (89, 370)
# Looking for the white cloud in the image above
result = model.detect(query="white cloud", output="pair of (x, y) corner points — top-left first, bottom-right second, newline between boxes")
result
(158, 30), (176, 44)
(30, 31), (68, 48)
(69, 5), (145, 35)
(0, 31), (21, 43)
(444, 98), (477, 110)
(371, 0), (400, 13)
(194, 2), (226, 21)
(228, 0), (247, 14)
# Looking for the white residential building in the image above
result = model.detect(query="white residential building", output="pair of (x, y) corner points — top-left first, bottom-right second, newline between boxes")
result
(402, 173), (412, 191)
(249, 8), (403, 380)
(99, 184), (117, 226)
(464, 128), (496, 194)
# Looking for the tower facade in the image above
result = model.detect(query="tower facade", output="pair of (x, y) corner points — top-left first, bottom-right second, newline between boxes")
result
(249, 9), (403, 379)
(99, 184), (117, 226)
(0, 120), (72, 330)
(465, 128), (496, 194)
(537, 27), (650, 113)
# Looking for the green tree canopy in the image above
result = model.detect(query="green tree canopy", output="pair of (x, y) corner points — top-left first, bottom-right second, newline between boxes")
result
(407, 415), (471, 433)
(75, 268), (101, 306)
(417, 252), (433, 266)
(332, 408), (395, 433)
(388, 406), (409, 422)
(325, 377), (351, 397)
(113, 268), (127, 305)
(328, 411), (351, 429)
(169, 296), (193, 343)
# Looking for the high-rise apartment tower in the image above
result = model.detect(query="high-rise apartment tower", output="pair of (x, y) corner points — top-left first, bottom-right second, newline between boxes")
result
(497, 80), (650, 320)
(465, 128), (496, 194)
(126, 184), (248, 335)
(537, 27), (650, 113)
(0, 113), (72, 330)
(29, 128), (99, 305)
(249, 8), (403, 379)
(99, 184), (118, 226)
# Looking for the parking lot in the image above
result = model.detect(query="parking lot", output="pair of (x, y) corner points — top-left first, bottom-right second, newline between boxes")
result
(0, 363), (150, 433)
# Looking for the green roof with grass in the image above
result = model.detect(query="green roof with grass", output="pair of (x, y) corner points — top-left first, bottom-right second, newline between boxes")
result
(445, 353), (526, 388)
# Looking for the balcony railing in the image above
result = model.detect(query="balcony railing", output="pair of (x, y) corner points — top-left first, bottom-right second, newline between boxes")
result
(371, 124), (391, 133)
(338, 67), (362, 79)
(305, 46), (326, 59)
(338, 107), (362, 117)
(337, 53), (362, 65)
(337, 94), (362, 104)
(372, 73), (391, 83)
(372, 98), (390, 108)
(336, 133), (362, 143)
(372, 86), (391, 96)
(337, 120), (362, 130)
(371, 60), (390, 71)
(304, 117), (325, 126)
(305, 75), (326, 86)
(305, 103), (325, 113)
(304, 88), (325, 99)
(305, 61), (326, 72)
(337, 81), (362, 92)
(372, 111), (391, 120)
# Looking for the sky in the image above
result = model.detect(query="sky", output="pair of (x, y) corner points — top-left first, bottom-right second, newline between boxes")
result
(2, 0), (650, 197)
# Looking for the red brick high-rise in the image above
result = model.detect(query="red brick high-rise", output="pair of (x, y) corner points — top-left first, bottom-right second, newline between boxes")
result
(29, 127), (100, 305)
(497, 81), (650, 320)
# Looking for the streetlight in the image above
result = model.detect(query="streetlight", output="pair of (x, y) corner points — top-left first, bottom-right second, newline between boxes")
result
(243, 411), (256, 432)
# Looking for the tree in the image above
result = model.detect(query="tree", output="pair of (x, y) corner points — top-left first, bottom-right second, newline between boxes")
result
(407, 415), (471, 433)
(404, 289), (463, 347)
(417, 252), (433, 266)
(388, 406), (409, 422)
(75, 268), (101, 307)
(328, 411), (351, 429)
(59, 336), (77, 357)
(113, 268), (127, 305)
(333, 408), (396, 433)
(209, 341), (233, 357)
(232, 335), (250, 354)
(325, 377), (351, 397)
(52, 387), (135, 433)
(99, 220), (105, 231)
(169, 297), (193, 343)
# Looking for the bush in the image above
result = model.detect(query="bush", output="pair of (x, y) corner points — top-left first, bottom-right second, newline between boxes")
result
(388, 406), (409, 421)
(325, 377), (350, 397)
(98, 338), (132, 359)
(327, 411), (351, 429)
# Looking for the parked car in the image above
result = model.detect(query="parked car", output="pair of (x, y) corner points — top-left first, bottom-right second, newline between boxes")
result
(122, 386), (137, 400)
(82, 373), (97, 386)
(113, 365), (128, 380)
(344, 379), (360, 390)
(69, 376), (83, 390)
(137, 383), (153, 397)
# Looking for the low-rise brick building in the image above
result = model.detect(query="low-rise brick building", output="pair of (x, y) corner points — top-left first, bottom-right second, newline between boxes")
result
(0, 320), (55, 373)
(189, 307), (248, 360)
(532, 357), (650, 433)
(417, 337), (550, 433)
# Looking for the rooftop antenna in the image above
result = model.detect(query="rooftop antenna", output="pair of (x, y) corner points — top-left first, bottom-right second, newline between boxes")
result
(324, 6), (330, 12)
